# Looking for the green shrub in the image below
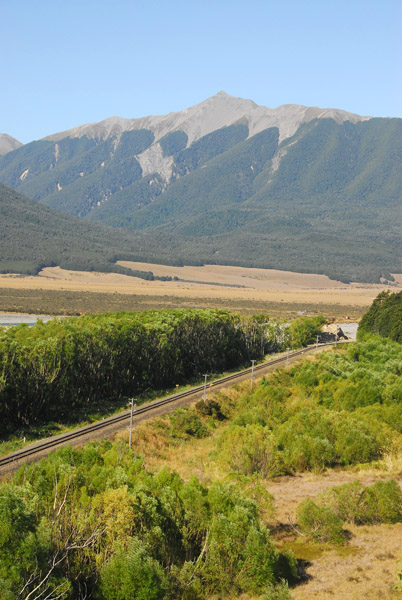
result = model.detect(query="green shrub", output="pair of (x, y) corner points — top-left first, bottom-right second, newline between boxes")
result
(273, 550), (298, 584)
(333, 416), (384, 465)
(262, 581), (291, 600)
(287, 316), (326, 349)
(195, 398), (226, 420)
(323, 481), (365, 523)
(98, 538), (168, 600)
(359, 480), (402, 524)
(168, 408), (209, 439)
(217, 425), (283, 477)
(297, 498), (347, 545)
(318, 479), (402, 526)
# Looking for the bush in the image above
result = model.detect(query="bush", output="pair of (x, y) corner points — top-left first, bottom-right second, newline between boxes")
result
(262, 580), (291, 600)
(323, 481), (365, 523)
(297, 498), (347, 545)
(168, 408), (209, 439)
(333, 416), (384, 465)
(318, 479), (402, 526)
(217, 425), (283, 477)
(359, 480), (402, 524)
(98, 538), (168, 600)
(195, 398), (226, 420)
(287, 316), (327, 349)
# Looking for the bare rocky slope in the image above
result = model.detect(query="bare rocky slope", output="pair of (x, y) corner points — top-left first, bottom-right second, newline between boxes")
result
(43, 90), (370, 144)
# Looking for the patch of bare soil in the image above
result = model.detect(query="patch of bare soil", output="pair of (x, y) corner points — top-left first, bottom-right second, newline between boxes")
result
(267, 471), (402, 599)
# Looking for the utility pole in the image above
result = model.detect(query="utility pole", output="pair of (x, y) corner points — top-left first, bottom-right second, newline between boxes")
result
(129, 398), (136, 449)
(286, 348), (290, 370)
(251, 360), (256, 390)
(316, 335), (319, 350)
(203, 374), (208, 403)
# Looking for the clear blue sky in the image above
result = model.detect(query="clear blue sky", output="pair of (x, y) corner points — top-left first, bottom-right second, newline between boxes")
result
(1, 0), (401, 143)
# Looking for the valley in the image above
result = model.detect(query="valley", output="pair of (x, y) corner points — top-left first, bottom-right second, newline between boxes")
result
(0, 93), (401, 600)
(0, 263), (400, 319)
(1, 3), (401, 598)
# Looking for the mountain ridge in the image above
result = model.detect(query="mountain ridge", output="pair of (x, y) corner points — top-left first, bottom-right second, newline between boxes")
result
(41, 91), (372, 146)
(0, 94), (399, 284)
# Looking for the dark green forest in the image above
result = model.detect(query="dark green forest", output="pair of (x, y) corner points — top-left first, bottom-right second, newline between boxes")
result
(0, 182), (181, 277)
(0, 309), (308, 432)
(358, 290), (402, 342)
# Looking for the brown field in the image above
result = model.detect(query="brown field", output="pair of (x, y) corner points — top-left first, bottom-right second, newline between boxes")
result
(0, 263), (400, 318)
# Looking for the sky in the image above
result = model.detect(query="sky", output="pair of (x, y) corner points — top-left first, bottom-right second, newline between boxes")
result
(1, 0), (401, 143)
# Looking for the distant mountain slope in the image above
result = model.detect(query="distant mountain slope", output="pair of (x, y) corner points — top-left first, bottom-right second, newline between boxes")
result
(0, 92), (370, 220)
(0, 93), (400, 283)
(0, 182), (177, 277)
(0, 133), (22, 155)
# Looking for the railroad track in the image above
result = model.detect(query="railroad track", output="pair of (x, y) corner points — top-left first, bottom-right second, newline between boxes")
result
(0, 341), (348, 472)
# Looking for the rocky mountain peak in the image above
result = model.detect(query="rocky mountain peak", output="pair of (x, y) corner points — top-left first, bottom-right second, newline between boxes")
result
(42, 93), (372, 147)
(0, 133), (23, 156)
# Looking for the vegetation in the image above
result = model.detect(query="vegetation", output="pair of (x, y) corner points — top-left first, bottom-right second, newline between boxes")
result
(0, 442), (295, 599)
(0, 309), (296, 432)
(358, 290), (402, 342)
(0, 182), (178, 277)
(209, 335), (402, 476)
(296, 478), (402, 545)
(2, 326), (402, 597)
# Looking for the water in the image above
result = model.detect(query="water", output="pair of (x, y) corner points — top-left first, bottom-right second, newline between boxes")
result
(0, 313), (55, 327)
(338, 322), (358, 340)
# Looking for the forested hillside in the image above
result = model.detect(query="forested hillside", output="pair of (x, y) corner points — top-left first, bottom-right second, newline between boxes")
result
(0, 182), (178, 276)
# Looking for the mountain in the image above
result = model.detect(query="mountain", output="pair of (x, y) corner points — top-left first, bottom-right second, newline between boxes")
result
(0, 92), (400, 283)
(0, 182), (181, 277)
(0, 133), (22, 155)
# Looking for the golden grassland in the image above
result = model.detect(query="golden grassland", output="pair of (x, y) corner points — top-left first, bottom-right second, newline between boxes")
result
(0, 263), (401, 318)
(115, 373), (402, 600)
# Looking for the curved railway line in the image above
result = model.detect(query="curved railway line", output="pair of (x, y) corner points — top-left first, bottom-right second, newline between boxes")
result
(0, 341), (348, 475)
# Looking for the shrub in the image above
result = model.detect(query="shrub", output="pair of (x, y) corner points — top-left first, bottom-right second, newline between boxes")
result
(318, 479), (402, 526)
(296, 498), (347, 545)
(323, 481), (365, 523)
(359, 479), (402, 524)
(168, 408), (209, 439)
(333, 415), (384, 465)
(195, 398), (226, 420)
(217, 425), (283, 477)
(262, 580), (291, 600)
(98, 538), (168, 600)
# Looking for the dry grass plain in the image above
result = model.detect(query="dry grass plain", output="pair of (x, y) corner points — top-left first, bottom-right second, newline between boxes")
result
(0, 262), (400, 318)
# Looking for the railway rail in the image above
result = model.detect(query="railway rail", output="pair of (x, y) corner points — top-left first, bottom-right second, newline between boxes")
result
(0, 340), (348, 472)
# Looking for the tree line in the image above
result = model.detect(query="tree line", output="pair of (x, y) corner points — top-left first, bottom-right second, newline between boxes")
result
(0, 309), (325, 432)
